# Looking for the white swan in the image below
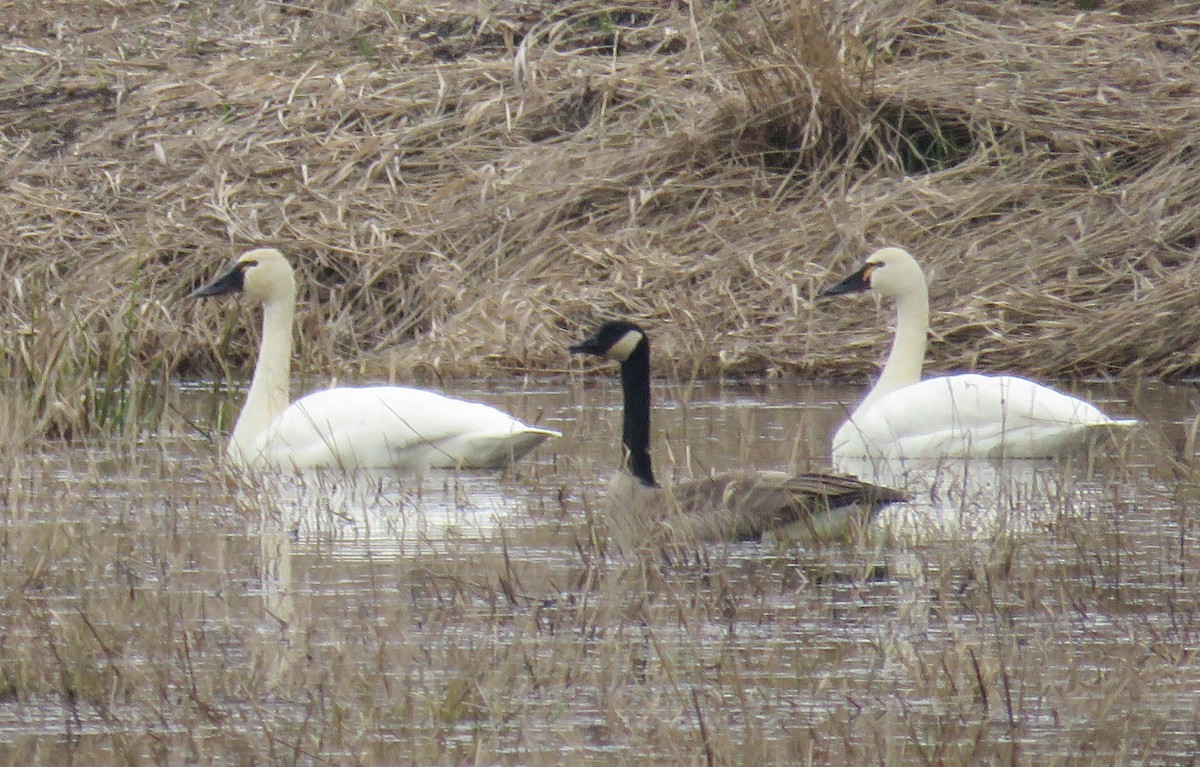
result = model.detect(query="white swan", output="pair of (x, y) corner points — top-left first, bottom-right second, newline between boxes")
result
(191, 248), (560, 471)
(821, 247), (1136, 461)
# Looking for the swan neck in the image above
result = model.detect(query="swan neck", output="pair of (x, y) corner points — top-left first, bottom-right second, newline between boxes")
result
(618, 342), (656, 487)
(861, 287), (929, 411)
(232, 295), (294, 454)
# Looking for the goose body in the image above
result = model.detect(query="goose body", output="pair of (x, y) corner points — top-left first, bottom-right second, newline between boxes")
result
(192, 248), (559, 471)
(571, 320), (904, 546)
(822, 247), (1135, 461)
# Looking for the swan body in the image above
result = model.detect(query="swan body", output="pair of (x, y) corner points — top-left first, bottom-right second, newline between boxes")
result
(192, 248), (559, 471)
(571, 320), (905, 547)
(832, 373), (1131, 460)
(822, 247), (1135, 461)
(236, 386), (559, 471)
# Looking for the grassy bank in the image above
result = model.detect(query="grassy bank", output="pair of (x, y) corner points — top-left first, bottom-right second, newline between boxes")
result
(3, 0), (1199, 432)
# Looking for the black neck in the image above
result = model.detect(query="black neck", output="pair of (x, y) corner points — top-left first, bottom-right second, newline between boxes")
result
(618, 338), (656, 487)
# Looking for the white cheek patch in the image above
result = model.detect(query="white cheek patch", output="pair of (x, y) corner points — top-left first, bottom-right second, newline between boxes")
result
(606, 329), (644, 362)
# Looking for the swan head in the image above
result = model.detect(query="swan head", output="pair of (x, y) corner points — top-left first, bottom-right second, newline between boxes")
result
(191, 248), (296, 305)
(570, 320), (648, 363)
(821, 247), (926, 300)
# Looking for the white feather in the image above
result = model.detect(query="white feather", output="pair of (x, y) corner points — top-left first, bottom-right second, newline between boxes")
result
(827, 247), (1135, 461)
(239, 386), (560, 471)
(833, 373), (1135, 460)
(195, 249), (559, 472)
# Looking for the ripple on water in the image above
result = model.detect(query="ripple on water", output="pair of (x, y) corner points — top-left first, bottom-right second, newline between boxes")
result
(2, 379), (1197, 764)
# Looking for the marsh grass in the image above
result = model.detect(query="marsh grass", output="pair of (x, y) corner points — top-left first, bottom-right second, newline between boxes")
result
(0, 381), (1196, 765)
(0, 0), (1198, 435)
(1, 0), (1199, 762)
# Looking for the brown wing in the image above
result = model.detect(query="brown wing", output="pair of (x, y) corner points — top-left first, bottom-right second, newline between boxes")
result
(669, 470), (907, 543)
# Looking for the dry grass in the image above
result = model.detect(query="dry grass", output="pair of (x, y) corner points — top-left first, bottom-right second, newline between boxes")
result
(3, 4), (1199, 762)
(1, 0), (1198, 434)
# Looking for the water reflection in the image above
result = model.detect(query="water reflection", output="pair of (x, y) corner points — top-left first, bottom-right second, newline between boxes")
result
(226, 378), (1165, 652)
(3, 376), (1197, 762)
(203, 377), (1179, 555)
(835, 453), (1112, 540)
(239, 463), (562, 684)
(252, 470), (539, 553)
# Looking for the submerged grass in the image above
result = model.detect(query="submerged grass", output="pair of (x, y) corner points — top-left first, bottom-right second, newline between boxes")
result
(0, 382), (1197, 765)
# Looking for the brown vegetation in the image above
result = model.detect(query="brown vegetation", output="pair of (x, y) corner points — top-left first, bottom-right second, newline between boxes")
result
(2, 0), (1199, 435)
(4, 4), (1200, 763)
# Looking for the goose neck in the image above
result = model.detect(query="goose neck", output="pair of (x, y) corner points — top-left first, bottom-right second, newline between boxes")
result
(618, 342), (656, 487)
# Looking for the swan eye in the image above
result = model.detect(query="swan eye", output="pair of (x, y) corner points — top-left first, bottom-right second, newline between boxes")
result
(239, 259), (258, 270)
(862, 263), (880, 282)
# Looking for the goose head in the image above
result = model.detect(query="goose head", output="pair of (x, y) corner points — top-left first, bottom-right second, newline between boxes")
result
(191, 248), (296, 305)
(821, 247), (926, 300)
(570, 320), (648, 362)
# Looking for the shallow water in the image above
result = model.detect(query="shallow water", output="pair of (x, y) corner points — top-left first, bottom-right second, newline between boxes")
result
(1, 377), (1198, 765)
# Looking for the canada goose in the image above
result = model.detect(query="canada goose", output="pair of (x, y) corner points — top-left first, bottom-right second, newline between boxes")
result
(821, 246), (1136, 460)
(570, 320), (905, 545)
(191, 248), (560, 471)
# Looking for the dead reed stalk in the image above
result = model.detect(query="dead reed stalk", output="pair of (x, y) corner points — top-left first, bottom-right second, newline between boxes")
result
(1, 0), (1199, 433)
